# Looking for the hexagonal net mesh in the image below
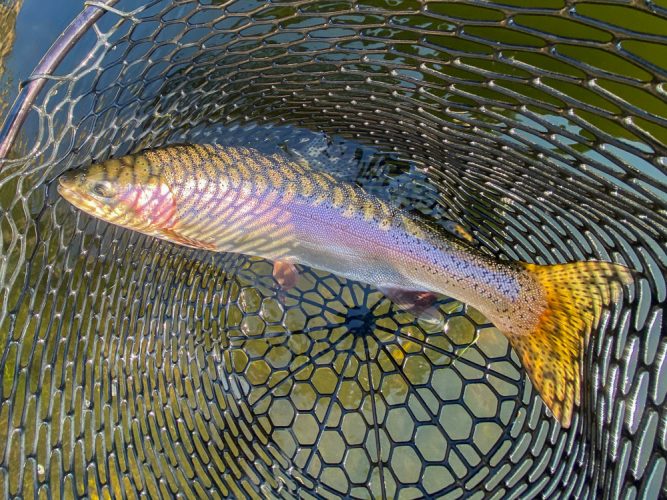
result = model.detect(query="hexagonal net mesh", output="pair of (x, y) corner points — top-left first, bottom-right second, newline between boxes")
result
(0, 0), (665, 498)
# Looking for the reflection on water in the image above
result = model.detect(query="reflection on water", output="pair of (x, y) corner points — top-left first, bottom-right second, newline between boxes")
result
(0, 0), (21, 116)
(0, 2), (21, 66)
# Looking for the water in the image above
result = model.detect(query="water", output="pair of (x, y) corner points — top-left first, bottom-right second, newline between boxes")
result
(0, 0), (83, 115)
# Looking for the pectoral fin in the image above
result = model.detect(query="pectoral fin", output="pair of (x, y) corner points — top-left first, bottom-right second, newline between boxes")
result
(273, 260), (299, 289)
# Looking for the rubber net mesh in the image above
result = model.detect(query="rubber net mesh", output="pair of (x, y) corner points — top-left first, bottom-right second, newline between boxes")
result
(0, 0), (665, 498)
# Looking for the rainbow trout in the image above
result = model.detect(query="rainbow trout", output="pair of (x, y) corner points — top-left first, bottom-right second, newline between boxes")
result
(58, 144), (632, 427)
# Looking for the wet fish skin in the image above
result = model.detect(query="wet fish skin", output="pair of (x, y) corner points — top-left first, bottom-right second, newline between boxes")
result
(58, 143), (633, 428)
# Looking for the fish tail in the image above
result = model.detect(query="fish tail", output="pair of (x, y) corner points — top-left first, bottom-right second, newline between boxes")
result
(508, 261), (633, 428)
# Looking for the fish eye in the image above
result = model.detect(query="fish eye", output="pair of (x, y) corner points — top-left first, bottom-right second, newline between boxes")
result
(91, 181), (114, 198)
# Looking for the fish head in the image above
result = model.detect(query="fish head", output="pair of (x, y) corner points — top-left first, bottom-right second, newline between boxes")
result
(57, 156), (177, 236)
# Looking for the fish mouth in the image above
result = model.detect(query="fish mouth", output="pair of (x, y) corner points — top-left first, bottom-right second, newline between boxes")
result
(57, 176), (71, 192)
(57, 175), (82, 204)
(57, 174), (99, 214)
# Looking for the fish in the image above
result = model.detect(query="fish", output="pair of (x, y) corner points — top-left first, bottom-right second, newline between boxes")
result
(57, 143), (633, 428)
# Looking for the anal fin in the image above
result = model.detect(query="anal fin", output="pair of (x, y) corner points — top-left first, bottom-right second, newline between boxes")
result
(379, 287), (444, 327)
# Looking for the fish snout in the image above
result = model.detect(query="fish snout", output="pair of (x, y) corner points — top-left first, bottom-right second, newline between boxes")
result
(57, 170), (82, 195)
(58, 172), (74, 189)
(57, 171), (86, 205)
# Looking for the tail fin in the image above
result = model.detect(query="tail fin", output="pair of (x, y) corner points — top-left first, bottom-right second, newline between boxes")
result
(510, 261), (633, 428)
